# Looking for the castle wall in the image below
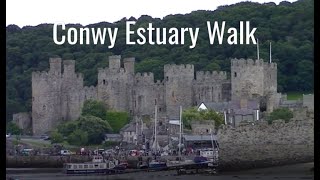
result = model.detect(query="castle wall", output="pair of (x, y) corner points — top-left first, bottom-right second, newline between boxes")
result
(164, 64), (194, 118)
(231, 59), (265, 100)
(217, 111), (314, 169)
(30, 55), (279, 135)
(303, 94), (314, 111)
(193, 71), (228, 105)
(32, 58), (62, 135)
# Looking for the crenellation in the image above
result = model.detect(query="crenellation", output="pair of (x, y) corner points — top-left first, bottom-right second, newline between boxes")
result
(196, 70), (227, 82)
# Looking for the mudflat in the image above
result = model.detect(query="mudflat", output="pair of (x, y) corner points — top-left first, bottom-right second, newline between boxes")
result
(7, 162), (314, 180)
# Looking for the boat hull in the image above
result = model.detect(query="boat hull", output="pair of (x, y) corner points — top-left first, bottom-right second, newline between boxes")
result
(65, 169), (108, 175)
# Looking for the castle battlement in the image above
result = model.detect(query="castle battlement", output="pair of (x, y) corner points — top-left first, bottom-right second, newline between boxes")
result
(83, 85), (96, 91)
(196, 71), (227, 81)
(135, 72), (154, 83)
(32, 71), (50, 80)
(155, 80), (164, 86)
(231, 58), (264, 67)
(264, 62), (277, 69)
(123, 57), (135, 62)
(49, 57), (62, 64)
(164, 64), (194, 74)
(98, 67), (127, 76)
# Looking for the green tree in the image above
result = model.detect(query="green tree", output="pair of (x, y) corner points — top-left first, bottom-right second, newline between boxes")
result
(6, 122), (22, 135)
(50, 130), (64, 143)
(81, 100), (107, 120)
(67, 129), (88, 146)
(268, 107), (293, 123)
(57, 121), (77, 137)
(77, 115), (113, 144)
(182, 107), (224, 129)
(106, 111), (130, 133)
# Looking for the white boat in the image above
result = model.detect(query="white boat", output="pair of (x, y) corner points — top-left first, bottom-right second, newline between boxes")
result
(63, 155), (124, 174)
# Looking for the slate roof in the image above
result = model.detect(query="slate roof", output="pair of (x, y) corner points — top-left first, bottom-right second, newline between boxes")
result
(199, 99), (259, 114)
(120, 123), (136, 132)
(104, 134), (122, 138)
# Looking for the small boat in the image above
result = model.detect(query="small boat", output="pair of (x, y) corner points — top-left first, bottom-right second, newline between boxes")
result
(148, 159), (167, 170)
(137, 161), (148, 169)
(63, 155), (125, 175)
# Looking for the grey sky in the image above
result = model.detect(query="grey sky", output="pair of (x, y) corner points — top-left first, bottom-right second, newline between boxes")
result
(6, 0), (297, 27)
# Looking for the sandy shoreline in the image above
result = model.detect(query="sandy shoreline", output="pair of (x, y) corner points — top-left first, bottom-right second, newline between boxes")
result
(7, 162), (314, 180)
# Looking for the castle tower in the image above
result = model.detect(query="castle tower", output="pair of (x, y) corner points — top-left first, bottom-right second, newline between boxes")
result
(32, 58), (62, 135)
(97, 55), (133, 111)
(61, 60), (84, 121)
(164, 64), (194, 118)
(231, 58), (265, 100)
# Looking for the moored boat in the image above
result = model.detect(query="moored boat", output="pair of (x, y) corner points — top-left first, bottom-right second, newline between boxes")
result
(63, 155), (124, 175)
(148, 159), (167, 170)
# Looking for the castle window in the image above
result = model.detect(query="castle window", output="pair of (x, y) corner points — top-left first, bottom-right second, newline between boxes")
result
(172, 91), (175, 97)
(43, 105), (46, 110)
(133, 90), (136, 96)
(159, 108), (162, 112)
(155, 99), (157, 105)
(234, 72), (237, 77)
(166, 76), (169, 81)
(103, 80), (106, 85)
(269, 74), (271, 79)
(134, 100), (137, 108)
(32, 97), (35, 101)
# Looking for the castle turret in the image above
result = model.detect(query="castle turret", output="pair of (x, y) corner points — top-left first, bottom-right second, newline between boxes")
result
(124, 57), (135, 74)
(49, 58), (62, 76)
(63, 60), (76, 78)
(109, 55), (121, 69)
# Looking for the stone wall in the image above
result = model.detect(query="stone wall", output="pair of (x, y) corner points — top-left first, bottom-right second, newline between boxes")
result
(303, 94), (314, 111)
(217, 110), (314, 170)
(12, 112), (32, 134)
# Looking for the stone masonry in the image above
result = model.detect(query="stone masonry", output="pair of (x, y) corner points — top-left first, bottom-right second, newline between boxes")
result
(30, 56), (278, 135)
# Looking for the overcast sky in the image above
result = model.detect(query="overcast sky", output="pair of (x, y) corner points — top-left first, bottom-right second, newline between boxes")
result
(7, 0), (297, 27)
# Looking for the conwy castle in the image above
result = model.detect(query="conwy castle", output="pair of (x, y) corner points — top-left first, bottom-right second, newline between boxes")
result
(18, 55), (282, 135)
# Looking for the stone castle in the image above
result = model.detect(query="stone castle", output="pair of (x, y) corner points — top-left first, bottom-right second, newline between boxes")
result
(30, 55), (279, 135)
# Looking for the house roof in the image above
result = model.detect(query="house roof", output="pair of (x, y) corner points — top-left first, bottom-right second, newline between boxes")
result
(105, 134), (122, 138)
(120, 123), (136, 132)
(199, 99), (259, 112)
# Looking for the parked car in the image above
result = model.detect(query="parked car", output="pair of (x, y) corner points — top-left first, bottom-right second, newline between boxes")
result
(60, 150), (71, 156)
(21, 148), (34, 156)
(41, 135), (50, 140)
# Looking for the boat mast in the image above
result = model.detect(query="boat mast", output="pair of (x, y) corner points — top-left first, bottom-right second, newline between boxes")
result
(210, 128), (214, 149)
(154, 105), (157, 152)
(178, 106), (182, 160)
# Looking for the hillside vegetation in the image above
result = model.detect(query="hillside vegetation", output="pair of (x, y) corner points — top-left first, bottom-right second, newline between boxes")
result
(6, 0), (314, 122)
